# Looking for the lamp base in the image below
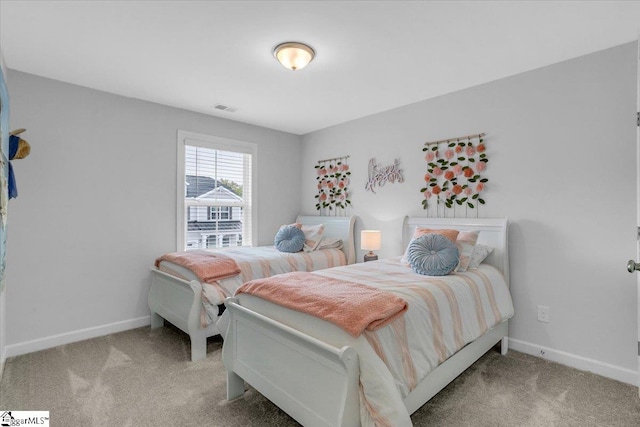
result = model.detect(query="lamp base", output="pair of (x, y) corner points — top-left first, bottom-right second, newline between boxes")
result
(363, 251), (378, 262)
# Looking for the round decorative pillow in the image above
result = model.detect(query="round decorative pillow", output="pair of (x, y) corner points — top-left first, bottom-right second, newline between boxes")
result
(274, 225), (305, 253)
(407, 233), (459, 276)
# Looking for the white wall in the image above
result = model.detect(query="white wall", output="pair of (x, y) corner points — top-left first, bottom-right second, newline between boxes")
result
(302, 43), (638, 383)
(4, 71), (302, 354)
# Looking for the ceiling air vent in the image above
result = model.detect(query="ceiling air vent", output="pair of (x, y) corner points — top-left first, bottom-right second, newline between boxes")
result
(213, 104), (238, 113)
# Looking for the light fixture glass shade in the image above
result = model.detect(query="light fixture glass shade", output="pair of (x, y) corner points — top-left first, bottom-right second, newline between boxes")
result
(361, 230), (382, 251)
(273, 42), (315, 71)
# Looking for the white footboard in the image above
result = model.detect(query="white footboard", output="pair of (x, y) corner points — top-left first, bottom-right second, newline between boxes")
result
(223, 296), (509, 426)
(223, 297), (361, 427)
(148, 267), (220, 361)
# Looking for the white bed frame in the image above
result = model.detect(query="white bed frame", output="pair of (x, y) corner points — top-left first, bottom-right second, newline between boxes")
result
(222, 216), (510, 426)
(148, 214), (356, 361)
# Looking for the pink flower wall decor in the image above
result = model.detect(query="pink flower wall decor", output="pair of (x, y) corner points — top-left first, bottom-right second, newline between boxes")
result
(315, 156), (351, 213)
(419, 135), (489, 216)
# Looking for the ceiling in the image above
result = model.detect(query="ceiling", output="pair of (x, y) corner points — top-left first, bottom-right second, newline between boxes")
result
(1, 1), (639, 135)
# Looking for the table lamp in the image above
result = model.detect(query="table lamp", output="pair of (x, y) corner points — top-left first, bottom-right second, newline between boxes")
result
(361, 230), (381, 262)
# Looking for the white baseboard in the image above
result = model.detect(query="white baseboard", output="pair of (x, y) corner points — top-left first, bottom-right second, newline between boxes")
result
(508, 338), (638, 387)
(4, 316), (151, 359)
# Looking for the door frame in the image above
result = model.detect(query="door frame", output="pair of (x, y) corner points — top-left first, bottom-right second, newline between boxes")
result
(636, 35), (639, 395)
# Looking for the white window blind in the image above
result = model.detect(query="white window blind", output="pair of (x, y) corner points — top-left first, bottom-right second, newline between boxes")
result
(177, 131), (256, 251)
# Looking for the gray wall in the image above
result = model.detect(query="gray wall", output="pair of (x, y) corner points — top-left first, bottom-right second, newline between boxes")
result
(4, 71), (302, 348)
(3, 42), (637, 383)
(302, 43), (638, 377)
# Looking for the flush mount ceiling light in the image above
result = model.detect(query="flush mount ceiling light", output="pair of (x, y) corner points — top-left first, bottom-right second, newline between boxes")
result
(273, 42), (315, 71)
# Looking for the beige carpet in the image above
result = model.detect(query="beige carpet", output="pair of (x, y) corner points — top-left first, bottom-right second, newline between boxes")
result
(1, 325), (638, 426)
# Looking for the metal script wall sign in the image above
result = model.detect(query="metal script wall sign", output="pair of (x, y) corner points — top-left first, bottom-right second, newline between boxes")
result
(365, 158), (404, 194)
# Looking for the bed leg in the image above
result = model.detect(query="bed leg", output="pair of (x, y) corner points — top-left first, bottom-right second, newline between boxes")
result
(150, 312), (164, 329)
(190, 336), (207, 362)
(500, 336), (509, 355)
(227, 370), (245, 400)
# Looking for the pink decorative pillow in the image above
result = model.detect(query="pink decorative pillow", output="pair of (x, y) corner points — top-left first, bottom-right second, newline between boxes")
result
(454, 231), (479, 272)
(412, 228), (460, 243)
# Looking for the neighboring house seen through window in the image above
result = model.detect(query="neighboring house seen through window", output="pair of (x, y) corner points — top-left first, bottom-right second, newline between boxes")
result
(177, 131), (257, 251)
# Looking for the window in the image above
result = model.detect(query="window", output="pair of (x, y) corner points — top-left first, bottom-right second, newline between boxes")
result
(208, 206), (231, 221)
(177, 131), (257, 251)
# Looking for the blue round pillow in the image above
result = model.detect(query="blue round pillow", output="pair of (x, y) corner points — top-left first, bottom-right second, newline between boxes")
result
(408, 234), (459, 276)
(274, 225), (305, 253)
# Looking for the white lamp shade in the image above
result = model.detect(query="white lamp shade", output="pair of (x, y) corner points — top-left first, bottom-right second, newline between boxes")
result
(274, 42), (315, 71)
(361, 230), (381, 251)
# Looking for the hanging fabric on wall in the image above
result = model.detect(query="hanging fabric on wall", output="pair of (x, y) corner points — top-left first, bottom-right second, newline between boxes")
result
(314, 155), (351, 215)
(420, 133), (488, 218)
(8, 129), (31, 199)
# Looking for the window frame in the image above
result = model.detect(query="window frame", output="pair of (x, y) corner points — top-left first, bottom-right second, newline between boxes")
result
(176, 130), (257, 251)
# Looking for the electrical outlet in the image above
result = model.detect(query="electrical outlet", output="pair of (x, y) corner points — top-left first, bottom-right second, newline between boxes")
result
(537, 305), (550, 323)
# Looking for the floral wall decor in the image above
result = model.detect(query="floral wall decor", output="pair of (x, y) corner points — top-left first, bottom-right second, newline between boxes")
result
(420, 133), (488, 217)
(365, 158), (404, 193)
(314, 155), (351, 215)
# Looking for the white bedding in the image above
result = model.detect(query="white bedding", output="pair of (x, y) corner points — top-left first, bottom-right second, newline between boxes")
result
(236, 257), (514, 426)
(158, 246), (346, 325)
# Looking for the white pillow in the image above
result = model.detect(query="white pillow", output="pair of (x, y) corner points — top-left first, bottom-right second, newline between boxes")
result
(316, 237), (343, 250)
(467, 244), (494, 269)
(301, 224), (325, 252)
(280, 223), (325, 252)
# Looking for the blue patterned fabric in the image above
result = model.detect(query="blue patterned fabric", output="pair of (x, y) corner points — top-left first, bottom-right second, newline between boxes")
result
(408, 233), (459, 276)
(274, 225), (305, 253)
(8, 135), (19, 199)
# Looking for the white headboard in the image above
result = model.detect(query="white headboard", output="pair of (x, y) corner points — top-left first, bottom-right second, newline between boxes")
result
(402, 217), (509, 287)
(296, 215), (356, 265)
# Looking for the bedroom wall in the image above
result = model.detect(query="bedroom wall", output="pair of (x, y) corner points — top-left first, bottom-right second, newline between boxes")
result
(0, 47), (6, 375)
(3, 71), (302, 355)
(301, 42), (638, 384)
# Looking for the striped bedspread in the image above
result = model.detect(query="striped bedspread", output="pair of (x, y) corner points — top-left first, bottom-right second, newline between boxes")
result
(157, 246), (347, 326)
(237, 256), (513, 426)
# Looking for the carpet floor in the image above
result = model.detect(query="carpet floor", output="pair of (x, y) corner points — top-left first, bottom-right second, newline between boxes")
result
(1, 325), (638, 426)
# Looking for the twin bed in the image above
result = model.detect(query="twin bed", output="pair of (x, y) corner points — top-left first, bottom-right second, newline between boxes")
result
(148, 215), (356, 361)
(149, 215), (513, 426)
(222, 216), (512, 426)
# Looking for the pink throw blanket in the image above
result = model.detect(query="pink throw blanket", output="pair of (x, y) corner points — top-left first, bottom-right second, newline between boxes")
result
(236, 271), (408, 337)
(155, 250), (241, 284)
